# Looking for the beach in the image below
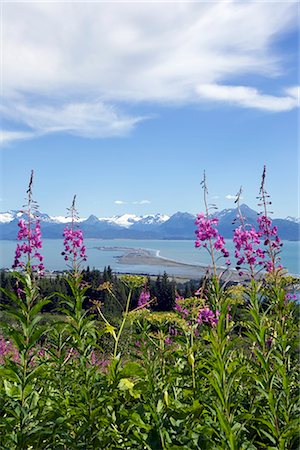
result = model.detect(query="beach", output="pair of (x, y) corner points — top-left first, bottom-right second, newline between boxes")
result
(94, 246), (242, 281)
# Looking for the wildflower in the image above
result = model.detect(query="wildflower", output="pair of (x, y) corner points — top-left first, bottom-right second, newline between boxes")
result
(233, 225), (265, 274)
(61, 195), (87, 273)
(12, 171), (44, 275)
(137, 289), (151, 309)
(233, 187), (265, 278)
(195, 172), (231, 275)
(62, 226), (87, 264)
(285, 293), (297, 303)
(197, 306), (219, 327)
(257, 166), (283, 273)
(266, 337), (273, 348)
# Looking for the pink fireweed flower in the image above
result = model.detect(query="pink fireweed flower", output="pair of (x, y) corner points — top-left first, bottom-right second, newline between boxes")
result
(0, 336), (20, 365)
(137, 289), (151, 309)
(234, 186), (266, 278)
(62, 226), (87, 269)
(61, 195), (87, 273)
(195, 171), (231, 276)
(257, 215), (282, 273)
(197, 306), (219, 327)
(195, 214), (231, 264)
(233, 225), (265, 276)
(284, 293), (297, 305)
(257, 166), (283, 273)
(12, 171), (44, 274)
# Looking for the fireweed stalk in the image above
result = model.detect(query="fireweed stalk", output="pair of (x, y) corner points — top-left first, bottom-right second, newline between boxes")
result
(233, 187), (265, 278)
(55, 197), (103, 446)
(95, 275), (148, 359)
(12, 170), (44, 275)
(61, 195), (87, 276)
(195, 171), (230, 278)
(257, 165), (283, 275)
(1, 171), (50, 447)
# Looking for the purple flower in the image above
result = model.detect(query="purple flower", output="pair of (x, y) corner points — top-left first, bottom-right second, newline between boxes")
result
(233, 225), (264, 276)
(61, 196), (87, 272)
(257, 166), (283, 274)
(285, 293), (297, 303)
(197, 306), (219, 327)
(12, 172), (44, 275)
(137, 289), (150, 309)
(257, 215), (283, 273)
(13, 219), (44, 274)
(195, 214), (231, 265)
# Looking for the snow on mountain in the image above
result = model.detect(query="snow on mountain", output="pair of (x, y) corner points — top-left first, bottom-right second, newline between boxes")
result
(50, 216), (86, 223)
(214, 208), (235, 219)
(285, 216), (300, 224)
(138, 214), (170, 225)
(0, 210), (28, 223)
(0, 210), (169, 227)
(98, 214), (140, 228)
(0, 212), (15, 223)
(97, 213), (169, 228)
(0, 211), (88, 224)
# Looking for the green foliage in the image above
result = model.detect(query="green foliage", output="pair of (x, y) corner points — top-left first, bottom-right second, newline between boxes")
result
(0, 269), (299, 449)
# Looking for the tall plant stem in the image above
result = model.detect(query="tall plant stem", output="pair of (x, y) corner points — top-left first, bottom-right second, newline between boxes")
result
(113, 289), (132, 358)
(203, 172), (217, 277)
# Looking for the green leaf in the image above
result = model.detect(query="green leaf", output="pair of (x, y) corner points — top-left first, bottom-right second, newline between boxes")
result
(130, 412), (151, 431)
(118, 378), (134, 391)
(120, 362), (145, 379)
(156, 399), (164, 414)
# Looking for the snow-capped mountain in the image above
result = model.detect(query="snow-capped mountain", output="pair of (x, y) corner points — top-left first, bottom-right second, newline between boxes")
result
(0, 207), (299, 240)
(0, 212), (18, 223)
(285, 216), (300, 224)
(50, 216), (87, 223)
(98, 213), (169, 228)
(0, 211), (169, 227)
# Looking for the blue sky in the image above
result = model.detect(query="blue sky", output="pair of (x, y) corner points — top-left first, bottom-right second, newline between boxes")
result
(0, 1), (299, 219)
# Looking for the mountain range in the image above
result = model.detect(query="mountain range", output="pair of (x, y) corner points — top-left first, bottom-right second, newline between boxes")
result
(0, 205), (299, 241)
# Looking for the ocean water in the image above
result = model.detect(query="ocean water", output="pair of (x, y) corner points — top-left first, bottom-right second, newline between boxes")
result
(0, 239), (299, 277)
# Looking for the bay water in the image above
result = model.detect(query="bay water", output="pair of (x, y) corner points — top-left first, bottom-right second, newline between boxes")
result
(0, 239), (299, 277)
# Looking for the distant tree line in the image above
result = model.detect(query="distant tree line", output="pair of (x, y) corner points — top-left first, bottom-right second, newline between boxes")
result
(0, 267), (201, 317)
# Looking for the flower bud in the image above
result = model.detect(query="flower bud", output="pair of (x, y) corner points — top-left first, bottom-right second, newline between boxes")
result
(164, 390), (169, 407)
(188, 353), (195, 366)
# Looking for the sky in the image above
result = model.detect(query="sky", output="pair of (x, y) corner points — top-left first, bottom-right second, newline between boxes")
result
(0, 1), (299, 219)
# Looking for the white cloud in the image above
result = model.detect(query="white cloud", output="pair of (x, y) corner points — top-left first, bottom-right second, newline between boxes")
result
(133, 200), (151, 205)
(1, 1), (298, 142)
(226, 195), (236, 200)
(196, 84), (299, 112)
(225, 194), (244, 201)
(114, 200), (127, 205)
(115, 199), (151, 205)
(0, 130), (38, 145)
(0, 100), (146, 143)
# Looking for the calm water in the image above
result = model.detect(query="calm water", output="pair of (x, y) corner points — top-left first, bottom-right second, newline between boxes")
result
(1, 239), (299, 277)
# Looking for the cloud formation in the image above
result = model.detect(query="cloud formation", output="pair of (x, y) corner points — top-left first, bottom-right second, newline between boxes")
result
(226, 195), (237, 200)
(114, 199), (151, 205)
(133, 200), (151, 205)
(196, 84), (299, 112)
(1, 1), (298, 143)
(1, 100), (145, 141)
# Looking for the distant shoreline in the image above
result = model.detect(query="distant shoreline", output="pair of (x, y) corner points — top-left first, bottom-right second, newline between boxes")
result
(94, 245), (245, 281)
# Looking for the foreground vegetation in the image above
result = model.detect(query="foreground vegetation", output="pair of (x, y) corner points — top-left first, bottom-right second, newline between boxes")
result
(0, 169), (299, 449)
